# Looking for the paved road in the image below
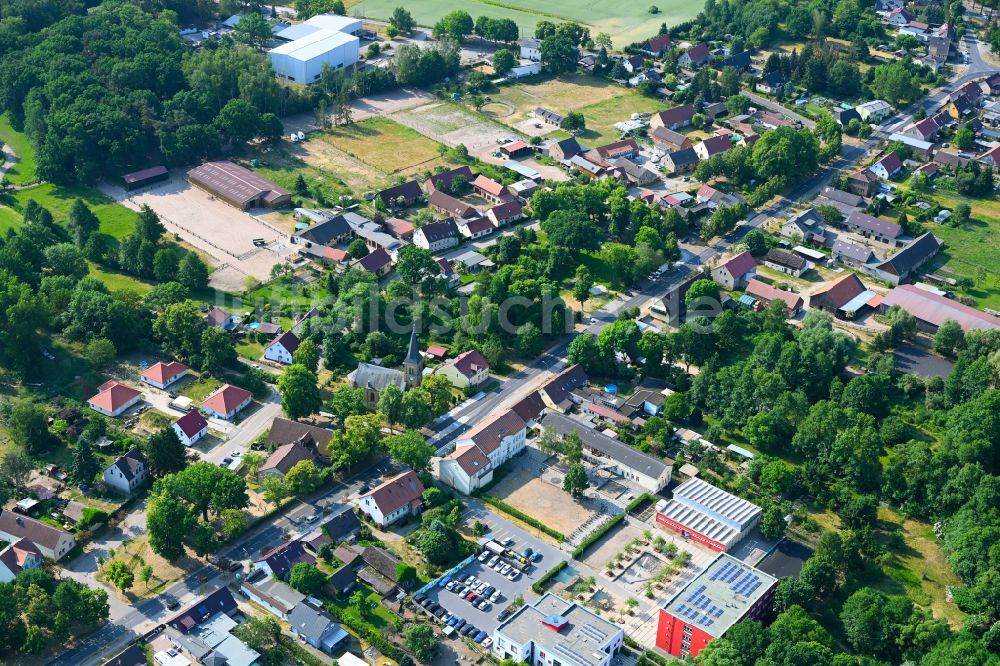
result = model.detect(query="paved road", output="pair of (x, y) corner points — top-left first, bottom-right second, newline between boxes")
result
(744, 92), (817, 128)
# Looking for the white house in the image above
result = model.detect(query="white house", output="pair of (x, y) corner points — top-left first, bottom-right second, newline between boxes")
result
(856, 100), (892, 123)
(240, 577), (305, 621)
(264, 331), (301, 365)
(0, 511), (76, 561)
(87, 380), (142, 417)
(355, 470), (424, 528)
(140, 361), (189, 390)
(438, 409), (526, 495)
(435, 349), (490, 389)
(0, 538), (43, 583)
(173, 409), (209, 446)
(520, 38), (541, 61)
(412, 220), (459, 252)
(102, 449), (147, 496)
(201, 384), (253, 420)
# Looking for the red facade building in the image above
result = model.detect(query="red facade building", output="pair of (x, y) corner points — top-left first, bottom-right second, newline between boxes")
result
(656, 553), (778, 659)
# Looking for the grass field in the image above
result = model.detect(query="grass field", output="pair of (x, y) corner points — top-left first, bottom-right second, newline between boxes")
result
(319, 116), (448, 176)
(569, 92), (670, 146)
(8, 183), (139, 238)
(346, 0), (703, 47)
(0, 114), (38, 186)
(913, 191), (1000, 309)
(88, 263), (155, 294)
(492, 74), (628, 118)
(0, 205), (19, 232)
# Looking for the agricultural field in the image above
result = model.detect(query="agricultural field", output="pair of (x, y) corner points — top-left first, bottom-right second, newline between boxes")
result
(320, 116), (449, 176)
(346, 0), (703, 47)
(916, 191), (1000, 309)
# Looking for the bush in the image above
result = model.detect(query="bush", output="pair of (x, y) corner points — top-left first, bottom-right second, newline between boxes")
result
(480, 496), (564, 541)
(572, 514), (623, 559)
(532, 560), (568, 594)
(77, 508), (109, 529)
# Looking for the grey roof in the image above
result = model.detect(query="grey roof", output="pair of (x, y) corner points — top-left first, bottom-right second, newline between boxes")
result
(296, 215), (353, 244)
(348, 363), (406, 392)
(785, 208), (824, 231)
(877, 232), (941, 278)
(672, 477), (762, 531)
(666, 147), (699, 167)
(405, 326), (422, 366)
(845, 210), (903, 238)
(764, 248), (806, 271)
(108, 448), (145, 482)
(540, 412), (670, 479)
(287, 603), (343, 642)
(819, 187), (864, 208)
(832, 239), (875, 263)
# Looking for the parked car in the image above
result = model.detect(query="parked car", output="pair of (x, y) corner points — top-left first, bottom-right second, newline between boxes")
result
(497, 608), (512, 621)
(454, 619), (467, 630)
(414, 593), (427, 603)
(493, 560), (505, 572)
(464, 575), (476, 585)
(531, 552), (543, 562)
(482, 637), (493, 648)
(500, 564), (512, 575)
(490, 591), (502, 603)
(477, 599), (491, 611)
(164, 595), (180, 610)
(507, 570), (520, 581)
(478, 551), (490, 562)
(445, 581), (456, 591)
(502, 538), (515, 546)
(434, 607), (448, 618)
(487, 555), (500, 567)
(462, 625), (478, 636)
(474, 630), (488, 642)
(466, 592), (478, 602)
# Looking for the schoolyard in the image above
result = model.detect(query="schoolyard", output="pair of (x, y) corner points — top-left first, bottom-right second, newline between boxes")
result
(486, 468), (598, 536)
(345, 0), (704, 47)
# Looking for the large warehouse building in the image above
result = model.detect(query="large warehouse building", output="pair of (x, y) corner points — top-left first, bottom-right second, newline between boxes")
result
(187, 161), (291, 210)
(270, 13), (360, 85)
(656, 552), (778, 659)
(880, 284), (1000, 333)
(655, 477), (762, 552)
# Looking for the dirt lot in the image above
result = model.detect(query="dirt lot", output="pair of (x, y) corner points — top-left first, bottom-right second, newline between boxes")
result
(391, 102), (518, 158)
(282, 87), (437, 135)
(102, 173), (296, 291)
(486, 469), (598, 536)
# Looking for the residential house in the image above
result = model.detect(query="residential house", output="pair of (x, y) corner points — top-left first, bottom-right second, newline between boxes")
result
(348, 362), (406, 410)
(679, 43), (710, 67)
(856, 100), (892, 123)
(0, 538), (43, 583)
(205, 307), (239, 330)
(102, 449), (147, 496)
(87, 380), (142, 417)
(487, 200), (524, 227)
(888, 133), (935, 159)
(356, 470), (424, 528)
(711, 251), (757, 290)
(808, 273), (872, 316)
(704, 101), (728, 121)
(354, 247), (394, 277)
(716, 51), (752, 71)
(842, 210), (904, 245)
(534, 107), (565, 127)
(650, 127), (693, 152)
(763, 248), (807, 277)
(376, 181), (422, 209)
(871, 232), (942, 285)
(269, 418), (333, 455)
(520, 37), (541, 61)
(439, 409), (527, 494)
(744, 280), (803, 314)
(756, 70), (786, 94)
(436, 349), (490, 389)
(817, 186), (865, 214)
(945, 93), (975, 119)
(422, 166), (474, 194)
(927, 35), (950, 63)
(413, 219), (460, 251)
(302, 507), (360, 555)
(140, 361), (189, 390)
(934, 149), (971, 169)
(457, 217), (495, 240)
(201, 384), (253, 420)
(831, 239), (876, 267)
(291, 214), (354, 247)
(622, 54), (645, 73)
(253, 540), (315, 579)
(978, 145), (1000, 167)
(287, 604), (349, 654)
(258, 436), (317, 480)
(609, 158), (658, 186)
(662, 147), (699, 174)
(264, 330), (300, 365)
(847, 168), (879, 197)
(695, 135), (733, 160)
(439, 445), (492, 495)
(642, 33), (672, 57)
(901, 114), (946, 142)
(587, 139), (640, 165)
(166, 586), (239, 634)
(0, 511), (75, 560)
(780, 208), (827, 243)
(473, 175), (511, 204)
(832, 107), (862, 126)
(886, 7), (912, 25)
(539, 364), (588, 412)
(901, 20), (929, 41)
(239, 577), (305, 621)
(650, 104), (695, 130)
(546, 137), (586, 161)
(173, 409), (209, 446)
(870, 152), (904, 180)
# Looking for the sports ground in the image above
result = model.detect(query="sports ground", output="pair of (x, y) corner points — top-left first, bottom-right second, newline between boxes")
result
(346, 0), (704, 47)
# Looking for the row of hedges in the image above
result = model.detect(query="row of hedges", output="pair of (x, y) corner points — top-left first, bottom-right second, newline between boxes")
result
(571, 513), (624, 559)
(480, 495), (565, 542)
(531, 560), (568, 594)
(625, 493), (653, 513)
(324, 602), (409, 663)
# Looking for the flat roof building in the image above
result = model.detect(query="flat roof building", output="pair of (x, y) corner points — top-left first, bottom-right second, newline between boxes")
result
(656, 552), (778, 659)
(270, 28), (359, 85)
(493, 592), (624, 666)
(655, 477), (762, 552)
(187, 161), (290, 210)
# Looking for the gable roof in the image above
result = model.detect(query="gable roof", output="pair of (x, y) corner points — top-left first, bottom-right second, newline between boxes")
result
(540, 412), (669, 479)
(510, 390), (546, 423)
(377, 180), (422, 204)
(142, 361), (188, 385)
(717, 50), (751, 70)
(473, 175), (507, 198)
(881, 284), (1000, 331)
(445, 444), (491, 477)
(260, 437), (316, 476)
(0, 511), (67, 551)
(819, 186), (864, 208)
(348, 362), (405, 392)
(666, 147), (699, 168)
(593, 139), (639, 161)
(202, 384), (252, 415)
(88, 381), (141, 414)
(540, 364), (588, 409)
(684, 43), (710, 64)
(417, 219), (459, 242)
(0, 537), (41, 578)
(760, 70), (786, 87)
(744, 280), (802, 311)
(832, 239), (876, 263)
(102, 644), (147, 666)
(296, 215), (353, 244)
(716, 251), (756, 278)
(810, 273), (867, 309)
(174, 409), (209, 438)
(166, 586), (239, 634)
(874, 152), (903, 175)
(361, 545), (400, 580)
(876, 232), (941, 278)
(108, 448), (145, 482)
(650, 126), (690, 148)
(549, 137), (585, 157)
(764, 248), (806, 271)
(535, 107), (564, 124)
(698, 135), (732, 157)
(845, 210), (903, 238)
(359, 471), (424, 516)
(356, 247), (393, 273)
(424, 166), (474, 191)
(645, 33), (672, 52)
(488, 199), (523, 221)
(269, 331), (301, 355)
(458, 408), (526, 455)
(443, 349), (490, 379)
(255, 540), (315, 578)
(655, 104), (695, 127)
(287, 604), (342, 643)
(268, 417), (334, 451)
(319, 506), (361, 542)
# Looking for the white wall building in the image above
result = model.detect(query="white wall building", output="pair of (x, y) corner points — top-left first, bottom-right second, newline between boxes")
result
(355, 471), (425, 527)
(102, 449), (148, 496)
(437, 408), (527, 495)
(264, 331), (300, 365)
(270, 28), (359, 85)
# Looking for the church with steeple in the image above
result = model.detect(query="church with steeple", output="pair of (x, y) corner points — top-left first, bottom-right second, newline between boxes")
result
(403, 325), (424, 388)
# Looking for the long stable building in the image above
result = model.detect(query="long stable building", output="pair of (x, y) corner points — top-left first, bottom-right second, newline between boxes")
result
(656, 552), (778, 659)
(187, 161), (291, 210)
(655, 477), (762, 552)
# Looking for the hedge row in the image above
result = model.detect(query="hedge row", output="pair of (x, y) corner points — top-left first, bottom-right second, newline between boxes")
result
(531, 560), (568, 594)
(480, 496), (565, 542)
(625, 493), (653, 513)
(325, 603), (408, 663)
(571, 513), (624, 559)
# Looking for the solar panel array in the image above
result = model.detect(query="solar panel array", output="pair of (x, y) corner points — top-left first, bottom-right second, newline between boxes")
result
(708, 559), (743, 584)
(673, 602), (717, 628)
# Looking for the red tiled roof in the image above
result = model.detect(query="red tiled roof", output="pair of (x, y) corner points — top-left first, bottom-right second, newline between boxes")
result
(697, 184), (718, 199)
(810, 273), (867, 309)
(383, 217), (414, 238)
(459, 408), (526, 455)
(445, 444), (490, 476)
(202, 384), (252, 415)
(88, 381), (141, 413)
(174, 409), (208, 438)
(685, 43), (710, 64)
(360, 471), (425, 516)
(745, 279), (803, 311)
(142, 361), (188, 385)
(646, 33), (671, 52)
(717, 251), (756, 279)
(875, 152), (903, 174)
(489, 199), (523, 221)
(425, 345), (449, 359)
(323, 247), (350, 262)
(881, 284), (1000, 332)
(473, 175), (507, 197)
(445, 349), (490, 379)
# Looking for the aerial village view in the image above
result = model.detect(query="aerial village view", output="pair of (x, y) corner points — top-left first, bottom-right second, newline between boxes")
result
(0, 0), (1000, 665)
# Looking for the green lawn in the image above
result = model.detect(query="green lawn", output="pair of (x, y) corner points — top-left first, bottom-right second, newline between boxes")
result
(570, 93), (669, 147)
(0, 205), (20, 233)
(912, 190), (1000, 309)
(320, 116), (450, 176)
(9, 183), (138, 239)
(0, 114), (38, 186)
(236, 339), (265, 361)
(87, 263), (155, 294)
(179, 375), (223, 402)
(345, 0), (703, 47)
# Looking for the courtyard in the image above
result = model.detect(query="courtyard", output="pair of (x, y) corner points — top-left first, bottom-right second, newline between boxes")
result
(486, 468), (599, 537)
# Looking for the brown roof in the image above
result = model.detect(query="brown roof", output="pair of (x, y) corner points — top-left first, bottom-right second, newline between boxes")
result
(510, 391), (545, 422)
(269, 417), (335, 451)
(187, 161), (290, 206)
(684, 43), (710, 64)
(459, 408), (526, 455)
(0, 511), (67, 551)
(445, 444), (491, 476)
(383, 217), (414, 238)
(655, 105), (695, 127)
(0, 538), (41, 577)
(269, 330), (301, 355)
(428, 190), (479, 219)
(810, 273), (867, 309)
(594, 139), (639, 160)
(377, 180), (422, 204)
(488, 199), (523, 221)
(254, 539), (315, 578)
(699, 135), (732, 157)
(650, 127), (690, 149)
(423, 166), (474, 192)
(361, 545), (400, 581)
(141, 361), (188, 385)
(88, 381), (141, 413)
(174, 410), (208, 438)
(541, 364), (588, 408)
(360, 471), (424, 516)
(260, 437), (316, 475)
(356, 247), (393, 273)
(716, 251), (757, 279)
(201, 384), (252, 415)
(745, 279), (803, 311)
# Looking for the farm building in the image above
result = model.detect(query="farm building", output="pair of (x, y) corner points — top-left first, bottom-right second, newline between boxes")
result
(270, 14), (360, 84)
(122, 166), (168, 191)
(187, 161), (291, 210)
(879, 284), (1000, 332)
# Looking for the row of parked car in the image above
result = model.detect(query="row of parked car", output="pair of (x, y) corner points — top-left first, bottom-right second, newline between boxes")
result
(476, 550), (522, 580)
(412, 592), (493, 648)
